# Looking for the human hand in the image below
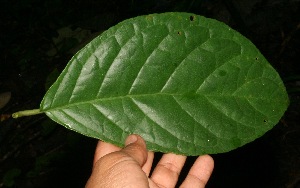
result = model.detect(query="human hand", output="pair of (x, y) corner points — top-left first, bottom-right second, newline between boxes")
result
(85, 135), (214, 188)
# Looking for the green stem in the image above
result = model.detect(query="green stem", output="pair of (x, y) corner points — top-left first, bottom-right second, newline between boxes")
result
(12, 109), (43, 118)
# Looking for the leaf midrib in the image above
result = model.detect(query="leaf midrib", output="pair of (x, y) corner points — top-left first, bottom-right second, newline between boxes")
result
(42, 92), (278, 113)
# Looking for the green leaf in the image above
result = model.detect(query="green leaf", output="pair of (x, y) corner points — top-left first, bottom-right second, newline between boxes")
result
(3, 168), (21, 187)
(39, 12), (289, 155)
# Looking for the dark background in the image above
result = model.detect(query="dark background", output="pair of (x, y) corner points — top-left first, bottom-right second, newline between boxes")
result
(1, 0), (299, 187)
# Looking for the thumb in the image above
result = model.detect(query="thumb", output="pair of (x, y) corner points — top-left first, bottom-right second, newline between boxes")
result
(86, 135), (149, 188)
(120, 134), (148, 166)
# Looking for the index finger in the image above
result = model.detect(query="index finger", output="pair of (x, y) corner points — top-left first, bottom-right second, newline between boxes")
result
(93, 140), (121, 165)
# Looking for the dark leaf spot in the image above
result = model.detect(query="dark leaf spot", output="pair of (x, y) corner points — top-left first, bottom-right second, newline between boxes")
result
(219, 70), (227, 76)
(190, 15), (195, 21)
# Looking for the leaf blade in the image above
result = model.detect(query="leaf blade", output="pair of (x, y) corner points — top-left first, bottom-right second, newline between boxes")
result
(41, 12), (289, 155)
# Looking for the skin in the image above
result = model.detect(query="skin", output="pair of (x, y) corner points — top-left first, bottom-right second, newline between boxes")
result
(86, 135), (214, 188)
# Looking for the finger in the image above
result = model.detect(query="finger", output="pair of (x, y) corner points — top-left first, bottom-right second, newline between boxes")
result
(121, 134), (148, 166)
(142, 151), (154, 176)
(87, 135), (149, 188)
(151, 153), (187, 188)
(93, 140), (121, 165)
(179, 155), (214, 188)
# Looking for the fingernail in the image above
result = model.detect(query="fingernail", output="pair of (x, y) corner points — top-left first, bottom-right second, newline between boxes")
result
(125, 135), (138, 146)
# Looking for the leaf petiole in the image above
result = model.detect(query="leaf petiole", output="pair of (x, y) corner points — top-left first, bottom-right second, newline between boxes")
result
(12, 109), (43, 118)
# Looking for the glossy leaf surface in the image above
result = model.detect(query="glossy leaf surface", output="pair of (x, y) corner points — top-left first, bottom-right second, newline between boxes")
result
(40, 12), (289, 155)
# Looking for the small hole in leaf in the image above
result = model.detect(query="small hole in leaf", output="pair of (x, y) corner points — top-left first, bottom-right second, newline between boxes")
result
(263, 119), (268, 123)
(177, 31), (182, 35)
(190, 15), (195, 21)
(255, 57), (258, 60)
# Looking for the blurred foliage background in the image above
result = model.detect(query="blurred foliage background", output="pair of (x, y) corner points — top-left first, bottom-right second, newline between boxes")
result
(0, 0), (299, 187)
